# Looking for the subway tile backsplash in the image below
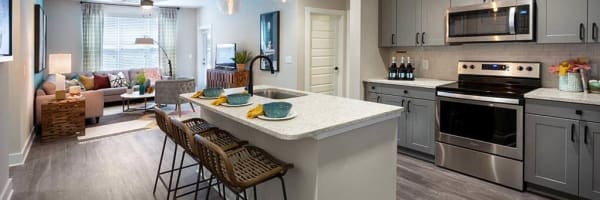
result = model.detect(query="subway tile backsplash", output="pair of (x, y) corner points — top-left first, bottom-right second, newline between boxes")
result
(386, 43), (600, 88)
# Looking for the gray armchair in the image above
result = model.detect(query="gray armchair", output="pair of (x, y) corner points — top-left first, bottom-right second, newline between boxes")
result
(155, 78), (196, 116)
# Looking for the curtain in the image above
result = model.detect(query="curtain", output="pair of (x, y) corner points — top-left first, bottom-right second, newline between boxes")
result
(158, 8), (178, 78)
(81, 3), (103, 72)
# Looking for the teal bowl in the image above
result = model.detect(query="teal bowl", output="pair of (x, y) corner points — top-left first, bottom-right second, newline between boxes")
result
(227, 93), (250, 105)
(263, 102), (292, 118)
(203, 88), (224, 97)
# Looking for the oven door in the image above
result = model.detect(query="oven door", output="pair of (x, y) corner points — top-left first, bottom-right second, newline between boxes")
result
(436, 96), (523, 160)
(446, 0), (534, 43)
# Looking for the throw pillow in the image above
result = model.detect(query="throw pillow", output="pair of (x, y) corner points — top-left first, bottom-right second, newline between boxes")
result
(79, 75), (95, 90)
(93, 74), (111, 90)
(144, 69), (162, 85)
(41, 81), (56, 95)
(108, 72), (130, 88)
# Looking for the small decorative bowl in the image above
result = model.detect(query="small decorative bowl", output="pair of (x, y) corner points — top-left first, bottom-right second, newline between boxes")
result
(589, 80), (600, 93)
(227, 93), (251, 105)
(203, 88), (224, 97)
(263, 102), (292, 118)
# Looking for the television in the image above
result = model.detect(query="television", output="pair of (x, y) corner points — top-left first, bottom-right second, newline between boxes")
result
(215, 43), (236, 69)
(0, 0), (12, 59)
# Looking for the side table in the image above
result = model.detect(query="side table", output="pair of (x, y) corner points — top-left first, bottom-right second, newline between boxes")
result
(41, 97), (86, 142)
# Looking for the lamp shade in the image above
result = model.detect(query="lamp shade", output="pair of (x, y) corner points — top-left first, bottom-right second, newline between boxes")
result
(48, 54), (72, 74)
(135, 37), (155, 45)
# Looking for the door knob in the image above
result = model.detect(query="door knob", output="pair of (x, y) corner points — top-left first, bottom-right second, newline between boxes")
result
(334, 66), (339, 71)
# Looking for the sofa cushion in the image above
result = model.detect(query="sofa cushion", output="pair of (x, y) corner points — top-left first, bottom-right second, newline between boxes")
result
(144, 68), (162, 85)
(93, 74), (111, 90)
(99, 87), (127, 96)
(80, 75), (95, 90)
(95, 70), (130, 81)
(108, 72), (130, 88)
(41, 81), (56, 95)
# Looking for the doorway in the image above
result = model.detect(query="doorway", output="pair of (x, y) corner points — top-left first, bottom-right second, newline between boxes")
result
(197, 26), (212, 90)
(304, 8), (346, 96)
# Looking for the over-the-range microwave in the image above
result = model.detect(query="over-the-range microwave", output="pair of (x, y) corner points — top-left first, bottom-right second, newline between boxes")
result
(446, 0), (535, 43)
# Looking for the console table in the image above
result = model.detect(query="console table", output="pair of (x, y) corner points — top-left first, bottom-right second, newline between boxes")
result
(41, 97), (86, 142)
(207, 69), (249, 88)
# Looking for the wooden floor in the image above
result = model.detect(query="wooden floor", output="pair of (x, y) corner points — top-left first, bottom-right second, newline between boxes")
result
(10, 117), (549, 199)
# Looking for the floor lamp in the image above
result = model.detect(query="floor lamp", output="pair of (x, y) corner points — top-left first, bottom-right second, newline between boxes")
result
(135, 37), (173, 78)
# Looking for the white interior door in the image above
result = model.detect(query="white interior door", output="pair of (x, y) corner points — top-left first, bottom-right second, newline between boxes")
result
(197, 27), (212, 90)
(307, 11), (344, 96)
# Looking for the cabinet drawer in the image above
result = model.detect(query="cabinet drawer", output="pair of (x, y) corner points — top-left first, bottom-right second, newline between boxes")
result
(526, 99), (600, 122)
(366, 92), (379, 102)
(366, 83), (380, 93)
(380, 86), (436, 100)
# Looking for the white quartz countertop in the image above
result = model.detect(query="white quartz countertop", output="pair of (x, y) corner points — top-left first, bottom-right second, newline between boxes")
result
(364, 78), (456, 89)
(525, 88), (600, 106)
(181, 86), (404, 141)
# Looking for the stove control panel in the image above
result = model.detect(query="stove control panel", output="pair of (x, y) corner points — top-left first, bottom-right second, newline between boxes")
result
(457, 61), (541, 79)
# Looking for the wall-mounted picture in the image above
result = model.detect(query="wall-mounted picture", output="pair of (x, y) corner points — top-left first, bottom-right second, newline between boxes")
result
(35, 4), (47, 72)
(0, 0), (12, 57)
(259, 11), (280, 71)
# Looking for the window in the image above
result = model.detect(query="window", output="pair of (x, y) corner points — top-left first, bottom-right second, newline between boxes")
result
(102, 16), (159, 70)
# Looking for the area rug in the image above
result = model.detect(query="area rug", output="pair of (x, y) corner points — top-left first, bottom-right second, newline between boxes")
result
(78, 112), (157, 141)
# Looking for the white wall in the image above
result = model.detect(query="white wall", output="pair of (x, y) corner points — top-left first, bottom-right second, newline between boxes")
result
(45, 0), (198, 75)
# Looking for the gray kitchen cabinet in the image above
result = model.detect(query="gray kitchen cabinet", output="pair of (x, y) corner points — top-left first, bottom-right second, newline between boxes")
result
(405, 98), (436, 154)
(395, 0), (419, 46)
(450, 0), (484, 7)
(537, 0), (589, 43)
(364, 82), (436, 155)
(420, 0), (450, 46)
(380, 0), (398, 47)
(580, 122), (600, 199)
(524, 114), (580, 196)
(588, 0), (600, 43)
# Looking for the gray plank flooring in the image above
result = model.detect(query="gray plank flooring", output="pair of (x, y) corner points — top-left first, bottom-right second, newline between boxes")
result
(9, 124), (550, 200)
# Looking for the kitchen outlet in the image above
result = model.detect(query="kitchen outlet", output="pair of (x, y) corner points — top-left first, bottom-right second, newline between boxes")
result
(285, 56), (293, 64)
(422, 59), (429, 71)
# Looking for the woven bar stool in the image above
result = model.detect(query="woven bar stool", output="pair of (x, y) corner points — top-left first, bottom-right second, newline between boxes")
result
(170, 118), (247, 199)
(194, 134), (294, 200)
(153, 107), (217, 200)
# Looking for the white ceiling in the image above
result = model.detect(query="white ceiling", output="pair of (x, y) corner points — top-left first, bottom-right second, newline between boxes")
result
(77, 0), (207, 8)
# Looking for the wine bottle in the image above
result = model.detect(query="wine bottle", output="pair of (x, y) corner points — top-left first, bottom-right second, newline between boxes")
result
(398, 57), (407, 80)
(389, 57), (398, 80)
(406, 57), (415, 81)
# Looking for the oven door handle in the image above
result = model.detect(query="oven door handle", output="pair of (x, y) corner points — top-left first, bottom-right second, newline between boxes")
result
(437, 91), (520, 105)
(508, 7), (516, 34)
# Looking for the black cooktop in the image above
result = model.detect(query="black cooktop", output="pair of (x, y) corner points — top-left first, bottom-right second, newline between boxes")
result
(437, 75), (541, 99)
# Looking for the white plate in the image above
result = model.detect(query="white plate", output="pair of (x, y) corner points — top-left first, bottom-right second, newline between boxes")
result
(198, 96), (220, 99)
(222, 102), (254, 107)
(257, 111), (298, 121)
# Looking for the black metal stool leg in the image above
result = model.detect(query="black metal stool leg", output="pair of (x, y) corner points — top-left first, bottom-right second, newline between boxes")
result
(173, 151), (187, 198)
(278, 176), (288, 200)
(205, 175), (214, 200)
(166, 145), (179, 200)
(194, 166), (202, 200)
(153, 135), (168, 194)
(253, 186), (257, 200)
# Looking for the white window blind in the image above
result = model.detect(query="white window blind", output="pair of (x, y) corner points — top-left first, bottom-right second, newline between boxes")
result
(102, 16), (159, 71)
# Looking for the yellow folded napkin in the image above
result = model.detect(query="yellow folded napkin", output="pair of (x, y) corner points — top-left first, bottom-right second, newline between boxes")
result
(247, 104), (264, 119)
(191, 91), (204, 98)
(212, 96), (228, 106)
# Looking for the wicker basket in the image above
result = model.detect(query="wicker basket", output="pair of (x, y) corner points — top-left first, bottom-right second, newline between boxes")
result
(559, 72), (583, 92)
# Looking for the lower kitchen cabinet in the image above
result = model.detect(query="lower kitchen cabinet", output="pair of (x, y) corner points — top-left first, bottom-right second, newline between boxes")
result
(366, 83), (436, 156)
(525, 99), (600, 199)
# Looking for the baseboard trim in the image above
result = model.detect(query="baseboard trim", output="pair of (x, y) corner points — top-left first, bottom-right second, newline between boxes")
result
(8, 128), (35, 167)
(0, 178), (13, 200)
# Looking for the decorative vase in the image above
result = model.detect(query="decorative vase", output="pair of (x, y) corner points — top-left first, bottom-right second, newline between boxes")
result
(237, 64), (246, 72)
(559, 72), (583, 92)
(139, 84), (146, 95)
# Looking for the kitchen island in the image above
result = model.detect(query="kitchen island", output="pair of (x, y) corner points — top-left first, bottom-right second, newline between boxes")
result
(181, 86), (403, 200)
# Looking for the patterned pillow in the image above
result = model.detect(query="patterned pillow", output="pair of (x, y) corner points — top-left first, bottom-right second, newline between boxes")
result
(144, 69), (162, 85)
(108, 72), (130, 88)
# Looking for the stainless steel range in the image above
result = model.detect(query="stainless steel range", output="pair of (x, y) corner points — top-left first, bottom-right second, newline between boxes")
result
(435, 61), (541, 190)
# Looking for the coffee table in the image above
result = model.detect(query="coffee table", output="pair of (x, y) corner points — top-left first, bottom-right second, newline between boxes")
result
(121, 92), (155, 112)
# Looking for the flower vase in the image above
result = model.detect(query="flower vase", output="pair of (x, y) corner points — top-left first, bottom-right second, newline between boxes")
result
(559, 72), (583, 92)
(139, 84), (146, 95)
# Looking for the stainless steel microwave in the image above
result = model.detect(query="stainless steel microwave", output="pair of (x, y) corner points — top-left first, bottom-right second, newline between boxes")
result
(446, 0), (535, 43)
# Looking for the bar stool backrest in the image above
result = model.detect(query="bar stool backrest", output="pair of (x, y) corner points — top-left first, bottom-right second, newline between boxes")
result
(170, 118), (199, 155)
(193, 135), (238, 187)
(154, 107), (172, 138)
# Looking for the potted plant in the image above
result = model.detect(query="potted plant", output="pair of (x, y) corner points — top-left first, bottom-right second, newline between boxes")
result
(232, 50), (254, 72)
(550, 57), (591, 92)
(136, 74), (147, 95)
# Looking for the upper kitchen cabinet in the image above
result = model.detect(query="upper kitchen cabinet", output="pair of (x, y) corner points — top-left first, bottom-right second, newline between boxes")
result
(537, 0), (589, 43)
(450, 0), (484, 7)
(380, 0), (398, 47)
(379, 0), (450, 47)
(588, 0), (600, 43)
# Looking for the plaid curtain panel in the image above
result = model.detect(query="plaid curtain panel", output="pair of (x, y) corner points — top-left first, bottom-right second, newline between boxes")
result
(81, 3), (103, 72)
(159, 8), (178, 78)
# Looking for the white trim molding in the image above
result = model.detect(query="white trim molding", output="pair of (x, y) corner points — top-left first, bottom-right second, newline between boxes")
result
(9, 129), (35, 167)
(0, 178), (13, 200)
